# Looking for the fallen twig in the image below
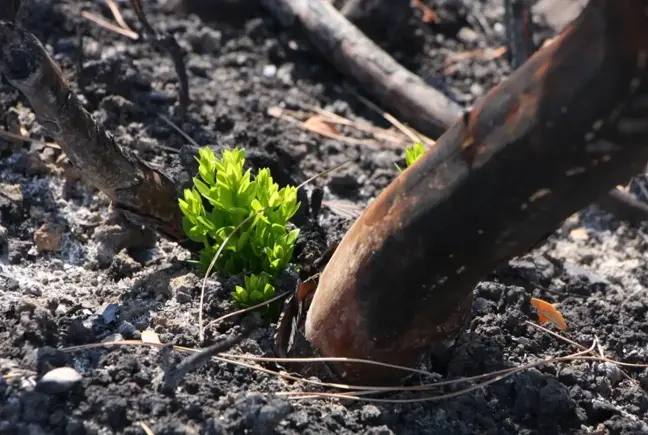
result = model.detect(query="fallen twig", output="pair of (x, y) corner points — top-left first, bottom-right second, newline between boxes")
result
(262, 0), (462, 138)
(0, 22), (187, 243)
(80, 10), (140, 40)
(161, 332), (246, 393)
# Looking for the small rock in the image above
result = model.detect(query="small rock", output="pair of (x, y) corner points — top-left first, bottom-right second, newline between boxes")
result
(598, 362), (622, 385)
(0, 183), (23, 221)
(470, 82), (484, 97)
(34, 222), (64, 252)
(37, 367), (82, 394)
(263, 64), (277, 78)
(0, 273), (19, 291)
(359, 404), (381, 423)
(102, 333), (124, 342)
(170, 273), (198, 304)
(118, 321), (137, 338)
(569, 227), (589, 240)
(92, 222), (157, 269)
(0, 224), (7, 258)
(98, 303), (119, 324)
(328, 173), (360, 196)
(457, 27), (480, 44)
(0, 183), (23, 204)
(141, 329), (161, 344)
(188, 27), (222, 54)
(364, 426), (395, 435)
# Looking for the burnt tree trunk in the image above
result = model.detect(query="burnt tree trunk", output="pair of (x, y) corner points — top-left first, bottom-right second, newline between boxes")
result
(303, 0), (648, 384)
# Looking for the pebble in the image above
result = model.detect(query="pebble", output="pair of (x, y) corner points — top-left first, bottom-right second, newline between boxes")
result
(263, 64), (277, 78)
(37, 367), (82, 394)
(98, 303), (118, 324)
(470, 82), (484, 97)
(359, 404), (381, 423)
(598, 362), (622, 385)
(118, 321), (137, 338)
(457, 27), (480, 44)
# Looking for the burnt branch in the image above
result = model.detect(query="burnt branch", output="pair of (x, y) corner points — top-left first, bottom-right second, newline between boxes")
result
(262, 0), (462, 138)
(130, 0), (189, 114)
(0, 21), (187, 243)
(504, 0), (536, 69)
(304, 0), (648, 384)
(504, 0), (648, 222)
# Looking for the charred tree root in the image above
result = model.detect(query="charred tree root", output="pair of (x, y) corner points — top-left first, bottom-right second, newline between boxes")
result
(304, 0), (648, 384)
(0, 21), (187, 243)
(262, 0), (462, 138)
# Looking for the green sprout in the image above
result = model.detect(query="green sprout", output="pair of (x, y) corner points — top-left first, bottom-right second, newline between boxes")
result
(178, 147), (300, 312)
(395, 141), (426, 172)
(231, 272), (279, 318)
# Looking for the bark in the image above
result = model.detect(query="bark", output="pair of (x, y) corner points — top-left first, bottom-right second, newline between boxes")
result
(304, 0), (648, 384)
(504, 0), (648, 223)
(262, 0), (462, 138)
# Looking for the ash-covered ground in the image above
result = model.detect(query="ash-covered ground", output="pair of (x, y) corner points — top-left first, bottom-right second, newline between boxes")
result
(2, 0), (648, 434)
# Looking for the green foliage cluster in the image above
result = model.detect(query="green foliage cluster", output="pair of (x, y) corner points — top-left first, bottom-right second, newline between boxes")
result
(178, 147), (300, 311)
(396, 142), (426, 172)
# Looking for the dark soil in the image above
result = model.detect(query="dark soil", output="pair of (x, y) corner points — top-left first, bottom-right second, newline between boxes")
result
(2, 0), (648, 434)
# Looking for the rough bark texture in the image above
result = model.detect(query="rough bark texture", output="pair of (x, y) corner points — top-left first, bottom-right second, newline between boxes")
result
(304, 0), (648, 384)
(262, 0), (462, 138)
(0, 22), (188, 243)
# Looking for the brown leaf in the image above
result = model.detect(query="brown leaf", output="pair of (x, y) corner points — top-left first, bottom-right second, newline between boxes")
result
(303, 115), (341, 137)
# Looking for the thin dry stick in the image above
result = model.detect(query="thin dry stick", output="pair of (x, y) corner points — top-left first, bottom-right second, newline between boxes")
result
(104, 0), (136, 35)
(203, 289), (292, 330)
(59, 333), (648, 404)
(80, 11), (140, 40)
(525, 320), (641, 387)
(157, 113), (201, 148)
(56, 337), (604, 396)
(350, 91), (436, 147)
(0, 128), (60, 149)
(279, 345), (599, 403)
(137, 422), (155, 435)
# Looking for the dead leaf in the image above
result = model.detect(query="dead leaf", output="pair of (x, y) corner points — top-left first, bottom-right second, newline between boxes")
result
(530, 297), (568, 330)
(141, 330), (161, 344)
(303, 115), (340, 137)
(297, 274), (319, 302)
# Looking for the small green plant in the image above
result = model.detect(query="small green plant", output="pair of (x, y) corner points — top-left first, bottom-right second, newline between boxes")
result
(395, 141), (426, 172)
(232, 272), (276, 306)
(178, 147), (300, 312)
